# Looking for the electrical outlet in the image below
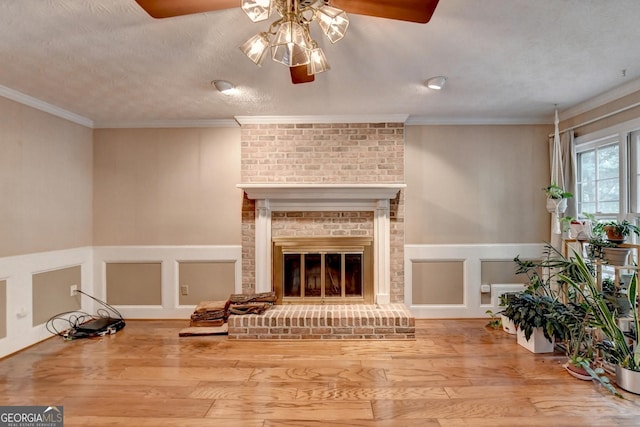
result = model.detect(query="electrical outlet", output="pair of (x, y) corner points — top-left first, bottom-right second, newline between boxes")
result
(180, 285), (189, 296)
(70, 284), (78, 296)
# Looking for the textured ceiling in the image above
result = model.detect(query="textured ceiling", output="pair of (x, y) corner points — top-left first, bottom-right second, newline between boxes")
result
(1, 0), (640, 127)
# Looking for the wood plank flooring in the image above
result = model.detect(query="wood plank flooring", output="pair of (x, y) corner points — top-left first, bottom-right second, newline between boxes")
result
(2, 319), (640, 426)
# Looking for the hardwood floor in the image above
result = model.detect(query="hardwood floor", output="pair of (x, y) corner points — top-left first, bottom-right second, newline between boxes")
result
(2, 318), (640, 426)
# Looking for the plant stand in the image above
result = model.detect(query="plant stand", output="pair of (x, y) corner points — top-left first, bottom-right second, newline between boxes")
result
(517, 327), (555, 353)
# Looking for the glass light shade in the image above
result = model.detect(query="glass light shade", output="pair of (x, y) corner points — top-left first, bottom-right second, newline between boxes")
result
(425, 76), (447, 90)
(241, 0), (272, 22)
(307, 47), (330, 75)
(240, 32), (271, 66)
(316, 5), (349, 43)
(271, 21), (311, 66)
(212, 80), (236, 94)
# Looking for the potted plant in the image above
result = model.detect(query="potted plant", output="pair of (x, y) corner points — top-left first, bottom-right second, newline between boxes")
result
(543, 183), (573, 214)
(485, 309), (502, 329)
(603, 219), (640, 243)
(560, 251), (640, 395)
(503, 292), (559, 353)
(561, 215), (593, 241)
(549, 300), (597, 376)
(498, 292), (518, 334)
(585, 218), (637, 266)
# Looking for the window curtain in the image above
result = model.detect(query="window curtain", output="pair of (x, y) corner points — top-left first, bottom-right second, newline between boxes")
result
(561, 130), (577, 218)
(548, 129), (576, 250)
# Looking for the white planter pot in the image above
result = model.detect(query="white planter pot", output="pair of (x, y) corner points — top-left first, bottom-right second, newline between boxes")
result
(546, 198), (567, 213)
(602, 247), (632, 266)
(517, 327), (555, 353)
(500, 314), (517, 335)
(616, 365), (640, 394)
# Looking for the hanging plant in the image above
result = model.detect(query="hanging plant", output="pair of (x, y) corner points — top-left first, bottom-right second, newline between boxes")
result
(544, 183), (572, 217)
(543, 183), (573, 200)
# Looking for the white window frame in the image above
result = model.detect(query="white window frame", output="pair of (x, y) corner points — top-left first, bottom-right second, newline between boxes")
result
(574, 116), (640, 228)
(575, 134), (622, 217)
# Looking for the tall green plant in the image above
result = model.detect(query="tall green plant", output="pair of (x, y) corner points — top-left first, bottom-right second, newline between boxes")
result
(559, 250), (640, 371)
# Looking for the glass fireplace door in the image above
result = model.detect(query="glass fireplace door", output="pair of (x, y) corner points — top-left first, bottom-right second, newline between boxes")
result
(282, 251), (363, 300)
(273, 237), (372, 304)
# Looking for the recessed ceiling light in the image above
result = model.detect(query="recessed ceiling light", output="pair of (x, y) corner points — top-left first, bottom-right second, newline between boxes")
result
(212, 80), (236, 94)
(425, 76), (447, 90)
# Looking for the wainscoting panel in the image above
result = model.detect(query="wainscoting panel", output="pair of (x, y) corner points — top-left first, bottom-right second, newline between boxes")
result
(32, 265), (82, 326)
(93, 246), (242, 319)
(405, 243), (545, 318)
(0, 247), (93, 358)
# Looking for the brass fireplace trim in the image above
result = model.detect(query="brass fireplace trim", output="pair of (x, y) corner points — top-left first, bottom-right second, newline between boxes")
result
(272, 237), (374, 304)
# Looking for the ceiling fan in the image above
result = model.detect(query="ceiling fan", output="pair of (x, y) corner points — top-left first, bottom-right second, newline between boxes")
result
(134, 0), (440, 84)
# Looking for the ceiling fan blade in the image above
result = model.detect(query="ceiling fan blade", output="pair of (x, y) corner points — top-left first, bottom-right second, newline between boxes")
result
(290, 66), (315, 84)
(329, 0), (439, 24)
(134, 0), (238, 18)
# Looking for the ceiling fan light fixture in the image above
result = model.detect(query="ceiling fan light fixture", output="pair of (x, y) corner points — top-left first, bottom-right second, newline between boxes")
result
(271, 20), (311, 67)
(240, 32), (271, 66)
(241, 0), (272, 22)
(238, 0), (351, 82)
(425, 76), (447, 90)
(308, 46), (330, 75)
(212, 80), (236, 94)
(316, 5), (349, 43)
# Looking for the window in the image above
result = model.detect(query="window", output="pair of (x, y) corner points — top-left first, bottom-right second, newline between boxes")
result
(576, 137), (620, 215)
(630, 130), (640, 213)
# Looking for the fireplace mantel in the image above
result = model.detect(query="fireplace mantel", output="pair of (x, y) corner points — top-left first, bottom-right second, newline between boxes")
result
(237, 183), (405, 201)
(238, 183), (404, 305)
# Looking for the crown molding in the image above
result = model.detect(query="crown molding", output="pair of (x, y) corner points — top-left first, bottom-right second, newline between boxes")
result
(93, 119), (239, 129)
(0, 85), (93, 128)
(405, 115), (552, 125)
(234, 114), (410, 125)
(559, 77), (640, 121)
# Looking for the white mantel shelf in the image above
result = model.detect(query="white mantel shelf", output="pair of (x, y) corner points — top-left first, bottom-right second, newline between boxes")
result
(237, 183), (406, 200)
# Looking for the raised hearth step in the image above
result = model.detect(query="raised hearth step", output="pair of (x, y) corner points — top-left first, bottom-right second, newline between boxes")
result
(228, 303), (414, 340)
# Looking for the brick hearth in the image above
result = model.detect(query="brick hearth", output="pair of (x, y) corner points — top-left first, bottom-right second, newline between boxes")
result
(227, 304), (415, 340)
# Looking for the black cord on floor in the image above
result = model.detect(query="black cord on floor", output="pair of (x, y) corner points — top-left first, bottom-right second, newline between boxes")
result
(45, 290), (125, 340)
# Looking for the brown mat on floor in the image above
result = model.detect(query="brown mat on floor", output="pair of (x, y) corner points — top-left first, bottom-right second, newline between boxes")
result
(190, 318), (225, 327)
(179, 323), (228, 337)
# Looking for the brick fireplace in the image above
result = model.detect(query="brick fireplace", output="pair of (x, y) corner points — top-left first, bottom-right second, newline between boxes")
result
(237, 121), (406, 304)
(231, 121), (412, 339)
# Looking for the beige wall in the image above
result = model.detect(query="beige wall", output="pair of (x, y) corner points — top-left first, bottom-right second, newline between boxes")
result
(412, 261), (464, 304)
(178, 261), (236, 305)
(106, 262), (161, 305)
(32, 266), (81, 326)
(93, 127), (242, 245)
(561, 89), (640, 137)
(405, 125), (552, 244)
(480, 260), (531, 304)
(0, 97), (93, 257)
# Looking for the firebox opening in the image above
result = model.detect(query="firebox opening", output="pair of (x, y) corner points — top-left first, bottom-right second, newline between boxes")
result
(273, 237), (373, 304)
